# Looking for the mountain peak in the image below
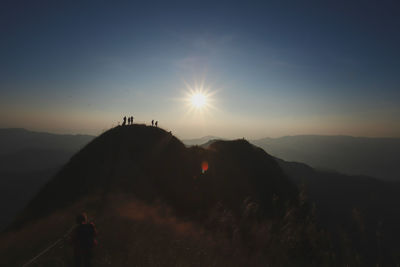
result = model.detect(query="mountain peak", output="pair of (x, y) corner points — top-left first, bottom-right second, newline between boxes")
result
(15, 125), (297, 227)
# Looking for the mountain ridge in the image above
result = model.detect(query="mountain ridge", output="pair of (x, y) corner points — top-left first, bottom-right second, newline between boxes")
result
(14, 124), (298, 227)
(0, 128), (94, 156)
(2, 126), (400, 265)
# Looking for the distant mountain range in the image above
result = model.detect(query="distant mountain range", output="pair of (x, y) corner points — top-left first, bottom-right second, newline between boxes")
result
(0, 128), (94, 156)
(252, 135), (400, 180)
(0, 128), (94, 230)
(182, 135), (221, 146)
(184, 135), (400, 180)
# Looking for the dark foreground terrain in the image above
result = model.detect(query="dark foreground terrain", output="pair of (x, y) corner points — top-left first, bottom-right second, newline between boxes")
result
(1, 125), (399, 266)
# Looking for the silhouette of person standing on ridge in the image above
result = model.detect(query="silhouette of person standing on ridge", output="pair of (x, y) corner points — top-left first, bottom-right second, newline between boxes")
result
(122, 116), (126, 126)
(70, 212), (97, 267)
(155, 121), (158, 127)
(151, 120), (154, 126)
(131, 116), (134, 124)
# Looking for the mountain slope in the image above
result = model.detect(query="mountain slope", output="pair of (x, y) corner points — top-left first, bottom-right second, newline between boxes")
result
(4, 127), (400, 266)
(277, 158), (400, 266)
(2, 125), (332, 266)
(0, 128), (94, 156)
(16, 125), (297, 226)
(0, 169), (56, 231)
(0, 128), (95, 231)
(182, 135), (221, 146)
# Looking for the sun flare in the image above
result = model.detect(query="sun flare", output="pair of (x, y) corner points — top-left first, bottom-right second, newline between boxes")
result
(180, 80), (218, 117)
(191, 93), (207, 109)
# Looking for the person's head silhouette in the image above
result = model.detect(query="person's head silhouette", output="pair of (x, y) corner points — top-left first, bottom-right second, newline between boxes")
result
(76, 212), (88, 225)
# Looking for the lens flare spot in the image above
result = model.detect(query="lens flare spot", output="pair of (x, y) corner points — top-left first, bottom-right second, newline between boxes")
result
(201, 161), (209, 173)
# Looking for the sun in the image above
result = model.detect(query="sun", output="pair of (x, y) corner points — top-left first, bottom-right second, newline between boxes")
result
(191, 92), (207, 109)
(180, 80), (218, 117)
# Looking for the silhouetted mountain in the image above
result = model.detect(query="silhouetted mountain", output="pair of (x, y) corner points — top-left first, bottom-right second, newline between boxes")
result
(16, 125), (297, 226)
(0, 149), (73, 173)
(0, 128), (94, 156)
(182, 135), (222, 146)
(2, 126), (399, 266)
(2, 125), (331, 266)
(0, 128), (94, 231)
(0, 169), (57, 231)
(252, 135), (400, 180)
(277, 158), (400, 266)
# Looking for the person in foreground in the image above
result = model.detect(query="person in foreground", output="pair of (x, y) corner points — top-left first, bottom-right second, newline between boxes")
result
(70, 212), (97, 267)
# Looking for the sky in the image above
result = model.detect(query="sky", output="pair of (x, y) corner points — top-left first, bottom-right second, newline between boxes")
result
(1, 0), (399, 139)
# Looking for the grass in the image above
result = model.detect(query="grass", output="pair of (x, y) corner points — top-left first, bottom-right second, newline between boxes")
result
(0, 193), (333, 267)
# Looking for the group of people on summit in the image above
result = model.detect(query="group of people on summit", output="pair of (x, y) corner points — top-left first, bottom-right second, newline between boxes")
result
(122, 116), (134, 126)
(121, 116), (158, 127)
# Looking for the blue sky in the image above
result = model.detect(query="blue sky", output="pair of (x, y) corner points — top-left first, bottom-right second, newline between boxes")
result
(1, 0), (399, 138)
